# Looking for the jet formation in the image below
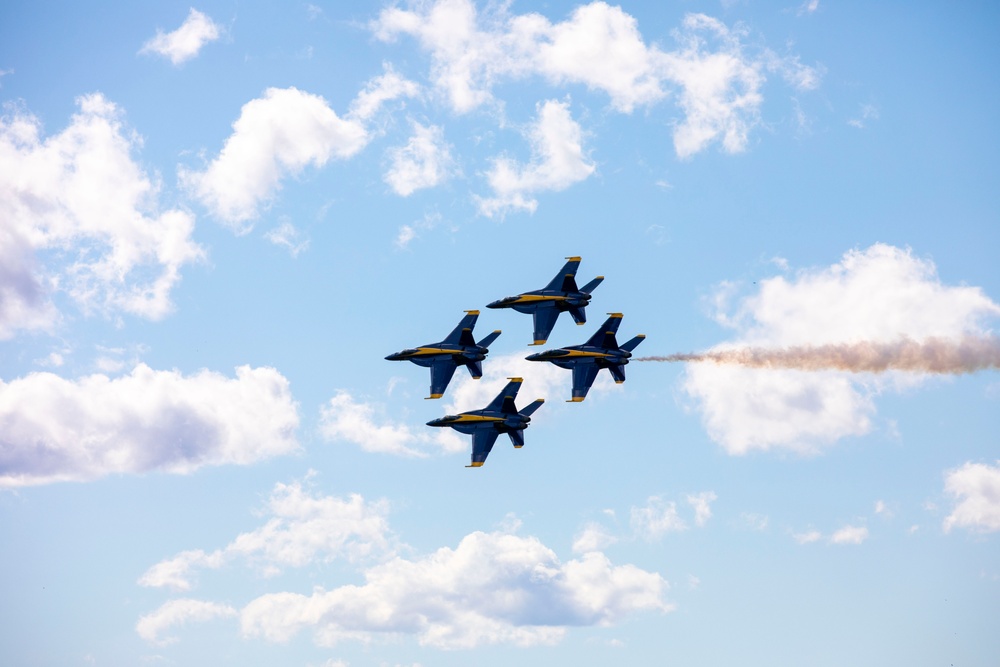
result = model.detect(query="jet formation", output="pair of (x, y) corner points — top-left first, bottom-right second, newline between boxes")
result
(387, 257), (644, 467)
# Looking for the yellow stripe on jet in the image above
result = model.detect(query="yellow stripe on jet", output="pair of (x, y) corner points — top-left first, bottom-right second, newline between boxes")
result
(451, 415), (505, 423)
(560, 350), (613, 358)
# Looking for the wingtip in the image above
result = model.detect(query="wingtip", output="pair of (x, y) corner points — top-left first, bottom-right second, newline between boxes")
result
(566, 397), (585, 403)
(466, 462), (484, 468)
(507, 377), (523, 383)
(565, 255), (582, 261)
(425, 394), (443, 399)
(465, 309), (480, 315)
(531, 340), (547, 345)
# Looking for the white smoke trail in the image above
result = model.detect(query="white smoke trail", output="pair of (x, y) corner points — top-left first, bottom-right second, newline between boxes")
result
(636, 335), (1000, 374)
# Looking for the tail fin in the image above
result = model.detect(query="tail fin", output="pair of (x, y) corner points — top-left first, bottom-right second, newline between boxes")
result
(579, 276), (604, 294)
(620, 334), (646, 352)
(477, 330), (501, 349)
(519, 398), (545, 417)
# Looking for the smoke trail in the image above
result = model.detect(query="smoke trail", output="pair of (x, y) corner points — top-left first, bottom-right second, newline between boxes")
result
(636, 336), (1000, 374)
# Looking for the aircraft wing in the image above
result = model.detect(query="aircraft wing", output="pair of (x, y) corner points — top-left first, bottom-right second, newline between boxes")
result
(569, 363), (600, 402)
(543, 256), (581, 292)
(486, 377), (522, 413)
(469, 429), (501, 467)
(530, 304), (561, 345)
(442, 310), (479, 347)
(584, 314), (622, 349)
(428, 360), (458, 399)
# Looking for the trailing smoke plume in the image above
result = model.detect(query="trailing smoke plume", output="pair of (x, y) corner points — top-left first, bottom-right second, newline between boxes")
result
(637, 335), (1000, 374)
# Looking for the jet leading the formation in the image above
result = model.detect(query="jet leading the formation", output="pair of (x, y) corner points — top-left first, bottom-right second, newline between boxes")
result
(526, 313), (644, 402)
(487, 256), (603, 345)
(385, 310), (501, 399)
(426, 377), (544, 467)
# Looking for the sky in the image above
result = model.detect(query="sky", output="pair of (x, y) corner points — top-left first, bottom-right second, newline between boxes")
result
(1, 1), (999, 665)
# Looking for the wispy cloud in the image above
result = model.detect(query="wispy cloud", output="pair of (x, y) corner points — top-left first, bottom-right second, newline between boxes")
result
(943, 461), (1000, 533)
(139, 8), (222, 65)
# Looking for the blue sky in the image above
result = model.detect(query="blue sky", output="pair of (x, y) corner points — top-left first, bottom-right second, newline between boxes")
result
(1, 1), (999, 665)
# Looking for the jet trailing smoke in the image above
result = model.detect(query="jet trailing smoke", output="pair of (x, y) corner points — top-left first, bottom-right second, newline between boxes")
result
(636, 335), (1000, 374)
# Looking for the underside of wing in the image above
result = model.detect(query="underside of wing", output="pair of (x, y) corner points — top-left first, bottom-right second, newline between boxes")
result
(569, 363), (600, 402)
(531, 305), (560, 345)
(469, 429), (501, 467)
(428, 361), (458, 399)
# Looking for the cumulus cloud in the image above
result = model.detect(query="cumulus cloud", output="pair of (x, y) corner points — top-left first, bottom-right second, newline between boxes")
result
(139, 8), (222, 65)
(136, 599), (237, 646)
(0, 364), (299, 487)
(829, 524), (869, 545)
(240, 530), (670, 649)
(680, 244), (1000, 454)
(373, 2), (818, 157)
(477, 99), (595, 217)
(943, 461), (1000, 533)
(348, 64), (421, 122)
(572, 521), (619, 554)
(319, 391), (434, 457)
(0, 94), (204, 337)
(181, 88), (369, 228)
(139, 480), (393, 591)
(385, 122), (453, 196)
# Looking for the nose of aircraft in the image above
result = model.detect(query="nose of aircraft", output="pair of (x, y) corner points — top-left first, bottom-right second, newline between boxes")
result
(525, 352), (545, 361)
(426, 417), (449, 427)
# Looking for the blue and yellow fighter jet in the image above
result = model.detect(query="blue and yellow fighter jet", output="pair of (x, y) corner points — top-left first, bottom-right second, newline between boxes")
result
(426, 377), (545, 467)
(486, 256), (604, 345)
(385, 310), (501, 399)
(525, 313), (645, 402)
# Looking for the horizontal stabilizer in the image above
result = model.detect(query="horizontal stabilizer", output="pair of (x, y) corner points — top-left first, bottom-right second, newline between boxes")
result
(568, 306), (587, 325)
(621, 334), (646, 352)
(609, 364), (626, 383)
(579, 276), (604, 294)
(509, 430), (525, 448)
(466, 361), (483, 379)
(519, 398), (545, 417)
(477, 330), (501, 349)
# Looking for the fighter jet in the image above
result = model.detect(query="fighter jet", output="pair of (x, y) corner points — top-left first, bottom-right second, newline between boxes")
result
(486, 256), (603, 345)
(426, 377), (545, 467)
(525, 313), (644, 402)
(385, 310), (501, 399)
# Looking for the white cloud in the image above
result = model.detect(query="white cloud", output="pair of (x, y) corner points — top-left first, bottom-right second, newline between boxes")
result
(182, 88), (369, 228)
(139, 479), (393, 591)
(943, 461), (1000, 533)
(477, 99), (595, 217)
(136, 599), (237, 646)
(139, 9), (222, 65)
(572, 521), (619, 553)
(0, 364), (299, 487)
(829, 525), (869, 545)
(794, 525), (869, 545)
(374, 2), (817, 159)
(0, 94), (204, 337)
(662, 14), (764, 158)
(385, 122), (453, 196)
(394, 211), (442, 249)
(793, 529), (822, 545)
(631, 496), (687, 539)
(240, 530), (670, 649)
(686, 491), (717, 527)
(740, 512), (770, 531)
(264, 220), (310, 257)
(848, 103), (880, 129)
(348, 65), (421, 122)
(319, 391), (434, 457)
(681, 244), (1000, 454)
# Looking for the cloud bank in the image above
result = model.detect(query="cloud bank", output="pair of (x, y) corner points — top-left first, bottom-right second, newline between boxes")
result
(680, 244), (1000, 454)
(0, 364), (299, 487)
(0, 94), (204, 338)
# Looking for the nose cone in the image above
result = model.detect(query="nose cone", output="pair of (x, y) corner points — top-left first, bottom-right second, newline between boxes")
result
(525, 352), (545, 362)
(385, 352), (402, 361)
(426, 416), (454, 427)
(486, 299), (503, 309)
